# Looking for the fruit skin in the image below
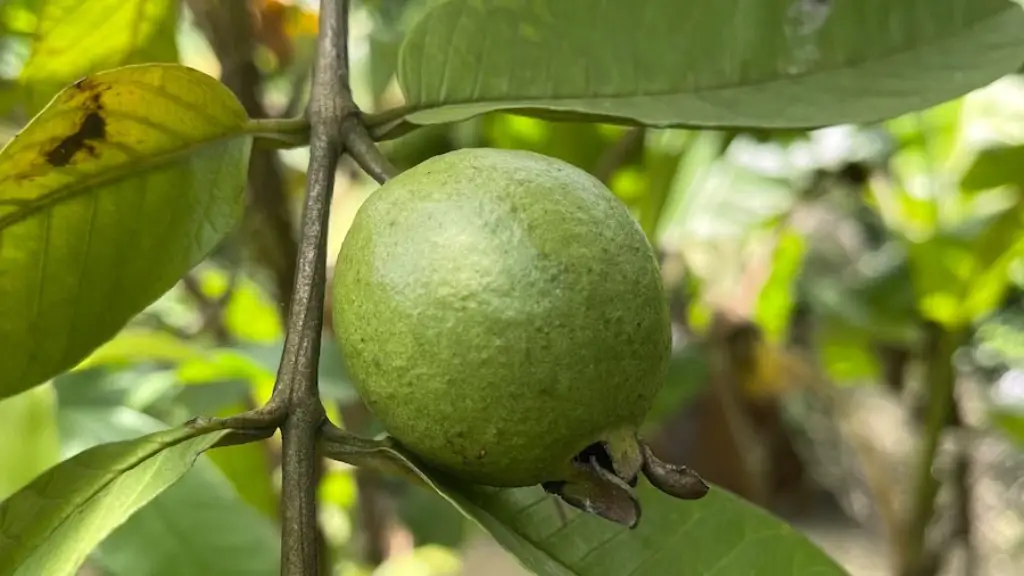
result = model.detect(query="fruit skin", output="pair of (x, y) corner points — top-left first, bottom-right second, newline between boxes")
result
(332, 147), (671, 488)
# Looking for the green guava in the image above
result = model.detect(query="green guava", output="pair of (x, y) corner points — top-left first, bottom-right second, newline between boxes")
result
(332, 148), (706, 526)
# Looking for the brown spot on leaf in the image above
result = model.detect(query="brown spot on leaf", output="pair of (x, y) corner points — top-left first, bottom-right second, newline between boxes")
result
(45, 89), (107, 168)
(45, 112), (106, 167)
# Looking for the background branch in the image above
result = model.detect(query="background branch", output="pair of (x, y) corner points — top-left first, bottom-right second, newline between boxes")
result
(898, 323), (963, 576)
(185, 0), (300, 309)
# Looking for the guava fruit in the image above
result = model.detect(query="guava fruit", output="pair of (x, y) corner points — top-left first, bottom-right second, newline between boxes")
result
(332, 147), (707, 526)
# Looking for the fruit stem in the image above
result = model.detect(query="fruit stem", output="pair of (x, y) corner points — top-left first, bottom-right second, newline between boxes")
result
(599, 426), (645, 484)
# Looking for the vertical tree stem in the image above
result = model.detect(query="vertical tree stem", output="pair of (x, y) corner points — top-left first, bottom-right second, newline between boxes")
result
(898, 323), (962, 576)
(278, 0), (350, 573)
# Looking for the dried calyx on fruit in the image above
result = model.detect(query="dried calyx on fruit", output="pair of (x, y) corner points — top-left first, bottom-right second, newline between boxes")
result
(332, 147), (708, 528)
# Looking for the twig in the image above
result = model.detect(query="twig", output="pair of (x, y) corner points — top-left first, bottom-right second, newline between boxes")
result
(898, 323), (962, 576)
(185, 0), (300, 309)
(342, 121), (398, 183)
(273, 0), (352, 572)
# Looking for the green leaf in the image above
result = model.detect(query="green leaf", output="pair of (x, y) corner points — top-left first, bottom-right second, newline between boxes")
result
(0, 419), (228, 576)
(909, 199), (1024, 326)
(393, 0), (1024, 130)
(817, 317), (882, 383)
(19, 0), (178, 112)
(202, 403), (279, 519)
(396, 482), (469, 549)
(191, 266), (283, 344)
(0, 384), (60, 500)
(56, 405), (280, 576)
(437, 482), (847, 576)
(0, 63), (253, 399)
(322, 435), (847, 576)
(76, 329), (205, 371)
(77, 328), (275, 391)
(755, 229), (807, 343)
(962, 144), (1024, 191)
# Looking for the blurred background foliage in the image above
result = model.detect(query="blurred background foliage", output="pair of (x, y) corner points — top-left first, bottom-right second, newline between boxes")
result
(3, 0), (1024, 575)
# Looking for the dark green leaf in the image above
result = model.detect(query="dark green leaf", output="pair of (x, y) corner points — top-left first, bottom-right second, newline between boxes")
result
(438, 482), (847, 576)
(394, 0), (1024, 129)
(396, 482), (469, 549)
(0, 419), (228, 576)
(0, 64), (253, 398)
(322, 434), (847, 576)
(20, 0), (179, 112)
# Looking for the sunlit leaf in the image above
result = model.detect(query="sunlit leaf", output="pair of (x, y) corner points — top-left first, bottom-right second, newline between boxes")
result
(372, 544), (462, 576)
(0, 64), (253, 398)
(193, 266), (284, 344)
(0, 384), (60, 500)
(76, 329), (204, 371)
(909, 199), (1024, 326)
(392, 0), (1024, 130)
(755, 229), (806, 343)
(0, 419), (228, 576)
(20, 0), (178, 112)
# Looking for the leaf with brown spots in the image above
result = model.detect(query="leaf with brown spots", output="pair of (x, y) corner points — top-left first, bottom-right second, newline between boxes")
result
(0, 63), (253, 399)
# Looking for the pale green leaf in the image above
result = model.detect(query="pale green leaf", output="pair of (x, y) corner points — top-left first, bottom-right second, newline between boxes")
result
(755, 229), (807, 343)
(76, 329), (205, 371)
(56, 405), (280, 576)
(20, 0), (178, 112)
(393, 0), (1024, 129)
(0, 384), (60, 500)
(192, 266), (283, 344)
(0, 420), (228, 576)
(0, 63), (253, 399)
